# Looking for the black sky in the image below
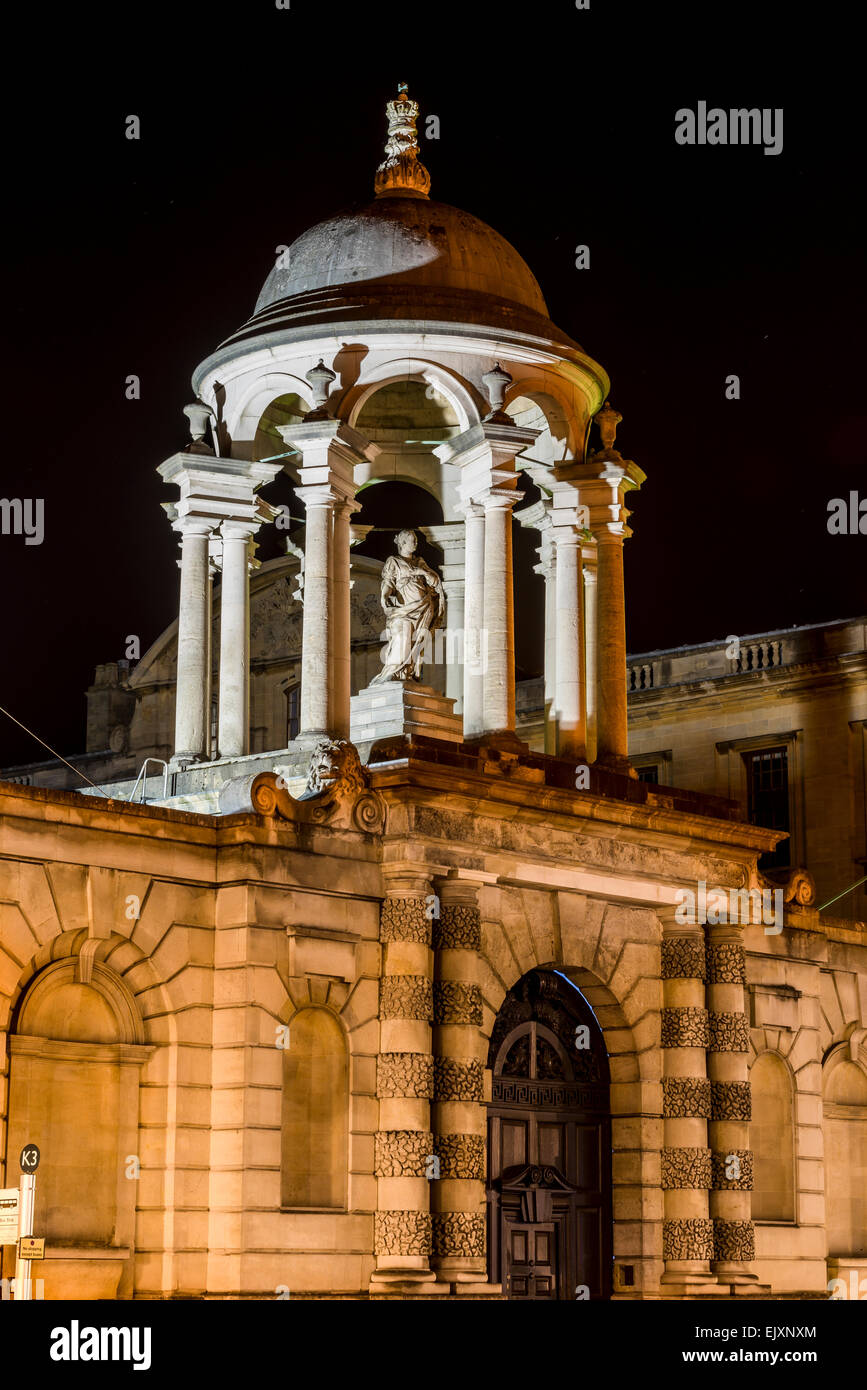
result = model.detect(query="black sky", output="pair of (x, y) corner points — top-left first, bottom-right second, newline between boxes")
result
(2, 0), (864, 766)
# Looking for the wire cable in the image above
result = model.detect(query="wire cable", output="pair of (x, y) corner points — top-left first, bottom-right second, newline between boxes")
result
(0, 704), (112, 798)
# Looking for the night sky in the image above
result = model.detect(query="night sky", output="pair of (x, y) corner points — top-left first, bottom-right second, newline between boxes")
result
(2, 1), (863, 767)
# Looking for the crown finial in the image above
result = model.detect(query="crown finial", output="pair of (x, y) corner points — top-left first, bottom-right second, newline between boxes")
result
(375, 84), (431, 200)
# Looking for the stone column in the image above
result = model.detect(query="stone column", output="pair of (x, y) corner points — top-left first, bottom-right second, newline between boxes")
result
(421, 524), (466, 712)
(707, 924), (759, 1288)
(534, 535), (557, 755)
(296, 486), (335, 738)
(172, 518), (213, 765)
(660, 917), (716, 1293)
(430, 875), (489, 1290)
(583, 555), (598, 764)
(481, 490), (520, 737)
(217, 523), (254, 758)
(595, 529), (628, 771)
(371, 868), (443, 1295)
(553, 525), (586, 761)
(557, 404), (645, 775)
(332, 499), (359, 740)
(280, 414), (377, 742)
(461, 504), (485, 737)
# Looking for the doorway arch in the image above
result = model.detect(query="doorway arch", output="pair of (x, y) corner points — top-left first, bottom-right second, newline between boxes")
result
(486, 968), (612, 1299)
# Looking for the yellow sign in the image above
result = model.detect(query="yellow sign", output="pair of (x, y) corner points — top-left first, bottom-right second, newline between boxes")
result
(17, 1236), (44, 1259)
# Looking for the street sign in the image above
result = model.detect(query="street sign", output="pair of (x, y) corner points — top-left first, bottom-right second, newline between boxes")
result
(17, 1236), (45, 1260)
(0, 1188), (19, 1245)
(19, 1144), (40, 1174)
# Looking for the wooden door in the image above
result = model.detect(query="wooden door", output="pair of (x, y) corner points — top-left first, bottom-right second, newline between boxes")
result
(486, 970), (612, 1300)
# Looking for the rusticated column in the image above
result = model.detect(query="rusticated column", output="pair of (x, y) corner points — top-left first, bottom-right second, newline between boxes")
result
(371, 868), (443, 1295)
(660, 918), (716, 1292)
(430, 875), (491, 1291)
(707, 924), (760, 1287)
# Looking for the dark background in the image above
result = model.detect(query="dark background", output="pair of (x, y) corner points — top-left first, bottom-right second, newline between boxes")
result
(2, 0), (863, 765)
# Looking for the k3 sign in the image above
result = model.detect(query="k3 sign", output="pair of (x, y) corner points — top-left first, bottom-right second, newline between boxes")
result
(19, 1144), (40, 1174)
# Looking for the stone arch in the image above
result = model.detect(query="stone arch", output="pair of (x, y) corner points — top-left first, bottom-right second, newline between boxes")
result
(343, 359), (480, 433)
(478, 891), (663, 1295)
(3, 939), (156, 1298)
(228, 372), (315, 445)
(822, 1043), (867, 1258)
(504, 384), (576, 466)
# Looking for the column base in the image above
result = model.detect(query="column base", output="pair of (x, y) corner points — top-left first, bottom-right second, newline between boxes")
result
(594, 752), (637, 778)
(368, 1269), (450, 1298)
(168, 754), (200, 772)
(463, 730), (530, 755)
(660, 1262), (720, 1298)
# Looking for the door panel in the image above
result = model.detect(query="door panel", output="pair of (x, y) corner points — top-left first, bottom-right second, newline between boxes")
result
(506, 1221), (557, 1300)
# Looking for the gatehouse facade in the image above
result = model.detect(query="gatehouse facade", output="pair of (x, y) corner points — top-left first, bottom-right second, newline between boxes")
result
(0, 88), (864, 1301)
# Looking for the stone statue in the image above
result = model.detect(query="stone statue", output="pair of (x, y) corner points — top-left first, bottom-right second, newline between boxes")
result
(371, 529), (445, 684)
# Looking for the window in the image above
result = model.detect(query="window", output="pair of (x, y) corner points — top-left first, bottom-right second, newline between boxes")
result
(637, 765), (659, 785)
(750, 1052), (795, 1222)
(281, 1008), (348, 1209)
(286, 684), (300, 744)
(746, 748), (790, 868)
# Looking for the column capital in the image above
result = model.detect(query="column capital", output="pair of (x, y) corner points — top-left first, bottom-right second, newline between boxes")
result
(558, 455), (646, 539)
(279, 417), (380, 469)
(479, 486), (524, 512)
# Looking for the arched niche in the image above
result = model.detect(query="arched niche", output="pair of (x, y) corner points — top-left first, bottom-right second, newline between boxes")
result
(822, 1050), (867, 1257)
(281, 1007), (349, 1210)
(4, 958), (152, 1296)
(750, 1051), (796, 1223)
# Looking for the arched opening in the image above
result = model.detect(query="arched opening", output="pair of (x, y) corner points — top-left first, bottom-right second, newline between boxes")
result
(281, 1008), (348, 1210)
(822, 1054), (867, 1256)
(3, 957), (150, 1298)
(486, 968), (612, 1299)
(750, 1052), (796, 1222)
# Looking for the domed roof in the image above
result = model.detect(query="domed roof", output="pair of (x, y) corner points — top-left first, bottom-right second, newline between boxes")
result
(255, 196), (549, 319)
(196, 87), (583, 377)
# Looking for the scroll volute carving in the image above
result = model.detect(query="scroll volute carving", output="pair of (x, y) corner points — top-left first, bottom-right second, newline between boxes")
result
(251, 738), (386, 834)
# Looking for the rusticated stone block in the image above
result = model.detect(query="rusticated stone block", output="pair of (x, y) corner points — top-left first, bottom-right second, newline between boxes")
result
(377, 1052), (434, 1099)
(374, 1130), (433, 1178)
(661, 1007), (709, 1048)
(433, 1057), (483, 1102)
(663, 1218), (714, 1261)
(662, 1077), (712, 1118)
(433, 905), (481, 951)
(374, 1210), (432, 1256)
(434, 1133), (486, 1181)
(432, 1212), (485, 1258)
(708, 1011), (750, 1052)
(433, 982), (482, 1026)
(711, 1149), (753, 1190)
(379, 976), (433, 1021)
(710, 1081), (752, 1120)
(707, 943), (747, 984)
(380, 898), (431, 945)
(661, 1147), (712, 1190)
(661, 939), (707, 980)
(713, 1218), (755, 1261)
